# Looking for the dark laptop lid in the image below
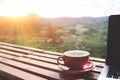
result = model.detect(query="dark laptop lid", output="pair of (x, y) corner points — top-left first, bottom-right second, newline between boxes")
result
(106, 15), (120, 67)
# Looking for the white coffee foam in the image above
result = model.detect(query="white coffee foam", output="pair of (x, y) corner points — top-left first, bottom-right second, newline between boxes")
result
(64, 50), (90, 57)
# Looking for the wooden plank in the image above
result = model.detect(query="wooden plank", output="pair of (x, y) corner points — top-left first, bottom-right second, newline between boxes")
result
(0, 51), (103, 73)
(0, 42), (106, 62)
(0, 42), (62, 56)
(0, 53), (60, 71)
(92, 62), (105, 68)
(0, 59), (99, 80)
(0, 48), (104, 69)
(90, 57), (105, 63)
(0, 48), (104, 71)
(0, 57), (59, 80)
(0, 45), (58, 59)
(0, 64), (47, 80)
(0, 46), (105, 65)
(0, 48), (103, 72)
(0, 52), (103, 74)
(0, 49), (57, 64)
(0, 49), (23, 57)
(0, 70), (23, 80)
(91, 67), (103, 74)
(0, 42), (105, 80)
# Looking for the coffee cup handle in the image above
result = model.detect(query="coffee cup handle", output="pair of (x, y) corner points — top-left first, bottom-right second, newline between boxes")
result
(57, 56), (65, 65)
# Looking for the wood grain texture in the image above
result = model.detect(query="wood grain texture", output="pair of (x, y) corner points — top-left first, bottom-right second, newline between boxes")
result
(0, 42), (105, 80)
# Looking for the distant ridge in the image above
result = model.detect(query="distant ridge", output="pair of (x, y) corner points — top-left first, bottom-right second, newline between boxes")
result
(0, 14), (108, 28)
(47, 16), (108, 27)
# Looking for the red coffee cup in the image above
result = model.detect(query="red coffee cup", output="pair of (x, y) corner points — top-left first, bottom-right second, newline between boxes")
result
(57, 50), (90, 70)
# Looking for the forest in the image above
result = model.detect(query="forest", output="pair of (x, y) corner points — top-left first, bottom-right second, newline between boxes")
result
(0, 14), (108, 58)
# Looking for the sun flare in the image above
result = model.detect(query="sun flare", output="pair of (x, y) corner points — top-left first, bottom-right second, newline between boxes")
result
(1, 10), (28, 17)
(0, 0), (31, 17)
(0, 0), (119, 18)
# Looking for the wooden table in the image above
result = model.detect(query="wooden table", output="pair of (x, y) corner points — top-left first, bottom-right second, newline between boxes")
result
(0, 42), (105, 80)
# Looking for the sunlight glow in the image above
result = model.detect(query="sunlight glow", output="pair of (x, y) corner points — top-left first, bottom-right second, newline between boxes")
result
(0, 0), (120, 18)
(0, 0), (31, 17)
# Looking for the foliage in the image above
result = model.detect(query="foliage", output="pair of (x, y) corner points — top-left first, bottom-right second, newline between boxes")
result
(0, 15), (108, 59)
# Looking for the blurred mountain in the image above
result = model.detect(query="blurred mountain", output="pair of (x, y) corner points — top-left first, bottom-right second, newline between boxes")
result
(0, 14), (108, 38)
(0, 13), (108, 28)
(46, 16), (108, 28)
(0, 14), (46, 37)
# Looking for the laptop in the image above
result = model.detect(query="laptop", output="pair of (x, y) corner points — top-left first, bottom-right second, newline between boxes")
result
(98, 15), (120, 80)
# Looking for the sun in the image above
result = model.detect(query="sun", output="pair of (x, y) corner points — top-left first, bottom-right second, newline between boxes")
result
(2, 10), (28, 17)
(0, 0), (30, 17)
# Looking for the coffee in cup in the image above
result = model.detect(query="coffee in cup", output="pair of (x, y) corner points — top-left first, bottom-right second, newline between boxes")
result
(57, 50), (90, 70)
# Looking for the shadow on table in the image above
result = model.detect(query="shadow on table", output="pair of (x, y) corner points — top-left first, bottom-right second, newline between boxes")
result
(59, 71), (96, 80)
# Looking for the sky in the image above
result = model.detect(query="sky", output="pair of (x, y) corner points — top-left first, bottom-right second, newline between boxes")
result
(0, 0), (120, 18)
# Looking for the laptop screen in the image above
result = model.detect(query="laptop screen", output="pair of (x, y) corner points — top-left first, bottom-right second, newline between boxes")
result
(106, 15), (120, 67)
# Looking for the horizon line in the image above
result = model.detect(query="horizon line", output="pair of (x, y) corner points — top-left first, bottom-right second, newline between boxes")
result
(0, 14), (109, 19)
